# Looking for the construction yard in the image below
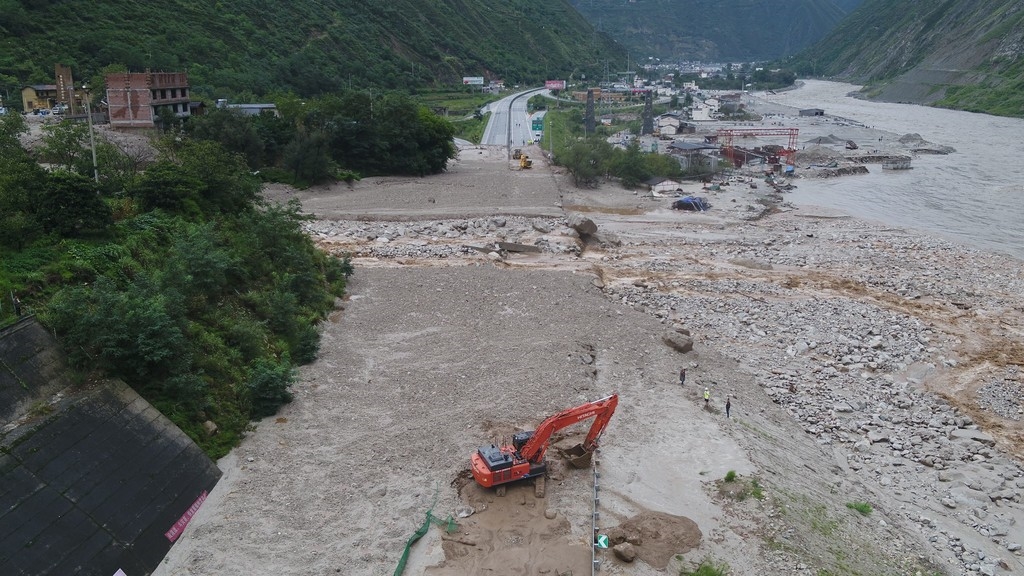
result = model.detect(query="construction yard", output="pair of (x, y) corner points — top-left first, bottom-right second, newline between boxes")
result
(153, 99), (1024, 576)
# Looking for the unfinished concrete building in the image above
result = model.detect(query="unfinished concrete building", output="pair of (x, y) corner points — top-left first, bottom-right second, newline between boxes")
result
(105, 72), (191, 128)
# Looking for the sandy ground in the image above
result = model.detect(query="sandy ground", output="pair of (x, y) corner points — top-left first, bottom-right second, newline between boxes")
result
(153, 101), (1024, 576)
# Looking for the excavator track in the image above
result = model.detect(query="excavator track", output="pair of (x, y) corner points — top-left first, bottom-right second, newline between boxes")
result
(534, 475), (546, 498)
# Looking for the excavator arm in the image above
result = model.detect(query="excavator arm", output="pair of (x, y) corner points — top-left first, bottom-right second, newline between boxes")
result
(520, 389), (614, 461)
(519, 393), (618, 464)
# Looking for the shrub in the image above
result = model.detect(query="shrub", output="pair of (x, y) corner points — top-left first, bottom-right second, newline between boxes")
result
(750, 479), (764, 500)
(724, 470), (737, 482)
(247, 357), (294, 418)
(681, 557), (730, 576)
(846, 501), (873, 515)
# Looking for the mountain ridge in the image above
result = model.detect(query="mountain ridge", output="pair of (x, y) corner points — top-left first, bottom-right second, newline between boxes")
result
(785, 0), (1024, 116)
(0, 0), (624, 99)
(567, 0), (865, 61)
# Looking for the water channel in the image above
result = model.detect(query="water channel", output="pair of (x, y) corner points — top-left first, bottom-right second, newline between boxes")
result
(759, 80), (1024, 261)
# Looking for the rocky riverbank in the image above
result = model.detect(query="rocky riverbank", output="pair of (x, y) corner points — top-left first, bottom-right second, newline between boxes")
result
(296, 198), (1024, 575)
(160, 101), (1021, 576)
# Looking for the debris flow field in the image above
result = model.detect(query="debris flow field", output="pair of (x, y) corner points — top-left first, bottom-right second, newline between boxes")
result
(156, 100), (1024, 576)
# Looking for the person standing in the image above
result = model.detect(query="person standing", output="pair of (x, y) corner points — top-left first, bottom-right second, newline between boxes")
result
(725, 396), (732, 418)
(679, 368), (687, 386)
(703, 387), (710, 407)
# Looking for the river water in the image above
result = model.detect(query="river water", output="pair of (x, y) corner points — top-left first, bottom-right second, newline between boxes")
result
(759, 80), (1024, 261)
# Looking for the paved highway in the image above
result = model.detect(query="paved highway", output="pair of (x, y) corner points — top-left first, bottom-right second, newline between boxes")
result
(480, 88), (547, 148)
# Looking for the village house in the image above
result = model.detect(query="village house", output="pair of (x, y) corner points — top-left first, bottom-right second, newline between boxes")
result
(106, 71), (191, 128)
(645, 176), (684, 195)
(570, 88), (628, 104)
(215, 99), (279, 117)
(689, 96), (720, 121)
(21, 84), (58, 112)
(667, 140), (720, 171)
(657, 112), (684, 136)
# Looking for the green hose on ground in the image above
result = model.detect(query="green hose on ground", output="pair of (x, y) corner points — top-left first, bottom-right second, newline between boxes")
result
(393, 486), (457, 576)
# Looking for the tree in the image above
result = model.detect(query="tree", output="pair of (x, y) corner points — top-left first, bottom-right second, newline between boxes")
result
(37, 171), (112, 237)
(46, 274), (191, 382)
(562, 138), (612, 187)
(186, 108), (265, 169)
(282, 125), (332, 184)
(157, 138), (261, 214)
(38, 120), (91, 172)
(132, 160), (203, 215)
(0, 109), (27, 147)
(612, 141), (649, 189)
(0, 115), (43, 248)
(644, 151), (684, 180)
(93, 135), (156, 196)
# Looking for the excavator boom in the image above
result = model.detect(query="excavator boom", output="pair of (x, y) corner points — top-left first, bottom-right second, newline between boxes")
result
(470, 394), (618, 488)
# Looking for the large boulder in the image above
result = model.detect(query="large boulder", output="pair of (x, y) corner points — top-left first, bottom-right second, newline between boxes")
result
(567, 213), (598, 236)
(663, 332), (694, 354)
(613, 542), (637, 562)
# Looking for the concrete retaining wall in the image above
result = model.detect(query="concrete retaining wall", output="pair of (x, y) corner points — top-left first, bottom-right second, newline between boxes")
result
(1, 318), (221, 576)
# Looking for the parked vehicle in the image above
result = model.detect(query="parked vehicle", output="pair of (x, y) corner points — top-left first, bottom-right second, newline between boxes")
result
(671, 196), (711, 212)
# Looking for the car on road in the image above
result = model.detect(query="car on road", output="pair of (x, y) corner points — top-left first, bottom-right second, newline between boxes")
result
(51, 104), (69, 115)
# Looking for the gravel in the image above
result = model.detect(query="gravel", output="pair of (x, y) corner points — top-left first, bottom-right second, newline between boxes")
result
(158, 112), (1023, 576)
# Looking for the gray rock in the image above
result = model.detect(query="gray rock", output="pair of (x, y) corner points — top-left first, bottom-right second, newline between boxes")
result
(612, 542), (637, 562)
(566, 213), (598, 236)
(729, 257), (773, 270)
(663, 332), (694, 354)
(867, 430), (892, 444)
(949, 428), (996, 446)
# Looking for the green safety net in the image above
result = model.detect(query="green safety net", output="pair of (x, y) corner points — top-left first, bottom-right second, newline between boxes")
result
(393, 487), (457, 576)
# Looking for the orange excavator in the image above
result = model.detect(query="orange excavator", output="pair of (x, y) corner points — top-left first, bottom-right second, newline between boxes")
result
(470, 394), (618, 490)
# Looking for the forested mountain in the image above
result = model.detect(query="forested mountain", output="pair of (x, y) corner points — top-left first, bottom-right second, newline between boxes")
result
(785, 0), (1024, 116)
(567, 0), (865, 61)
(0, 0), (624, 100)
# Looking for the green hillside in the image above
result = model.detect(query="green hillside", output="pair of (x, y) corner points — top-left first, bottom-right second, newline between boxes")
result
(784, 0), (1024, 117)
(0, 0), (624, 100)
(567, 0), (864, 61)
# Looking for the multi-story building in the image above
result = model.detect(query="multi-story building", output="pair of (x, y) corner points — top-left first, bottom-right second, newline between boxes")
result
(105, 72), (191, 128)
(21, 84), (58, 112)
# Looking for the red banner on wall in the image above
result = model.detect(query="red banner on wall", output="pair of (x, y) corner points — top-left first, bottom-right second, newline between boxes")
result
(165, 490), (208, 542)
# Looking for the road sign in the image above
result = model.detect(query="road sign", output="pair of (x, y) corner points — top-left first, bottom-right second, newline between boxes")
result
(595, 534), (609, 549)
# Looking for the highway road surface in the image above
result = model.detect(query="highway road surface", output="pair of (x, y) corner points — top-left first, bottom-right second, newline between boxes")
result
(480, 88), (547, 148)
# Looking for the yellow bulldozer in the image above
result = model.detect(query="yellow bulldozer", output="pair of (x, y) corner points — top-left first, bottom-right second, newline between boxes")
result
(519, 154), (532, 169)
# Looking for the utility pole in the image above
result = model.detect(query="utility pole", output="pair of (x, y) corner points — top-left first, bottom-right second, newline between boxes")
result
(82, 83), (99, 183)
(548, 115), (554, 162)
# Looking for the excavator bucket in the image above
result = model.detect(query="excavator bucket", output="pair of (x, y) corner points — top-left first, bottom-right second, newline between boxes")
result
(562, 443), (592, 469)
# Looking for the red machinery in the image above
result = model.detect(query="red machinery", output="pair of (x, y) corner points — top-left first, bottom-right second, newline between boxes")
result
(470, 394), (619, 488)
(715, 127), (799, 151)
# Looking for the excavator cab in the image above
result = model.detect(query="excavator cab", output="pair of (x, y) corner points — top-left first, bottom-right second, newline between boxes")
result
(512, 431), (533, 451)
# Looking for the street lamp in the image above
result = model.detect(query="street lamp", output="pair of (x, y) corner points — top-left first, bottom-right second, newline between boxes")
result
(82, 83), (99, 183)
